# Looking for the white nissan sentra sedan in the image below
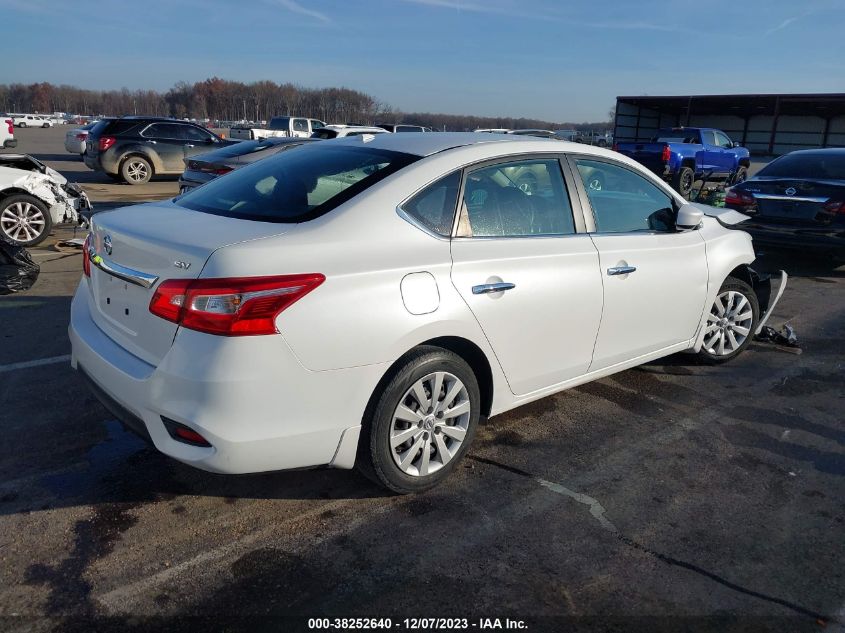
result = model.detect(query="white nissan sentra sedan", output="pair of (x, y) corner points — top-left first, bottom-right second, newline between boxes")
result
(70, 133), (786, 493)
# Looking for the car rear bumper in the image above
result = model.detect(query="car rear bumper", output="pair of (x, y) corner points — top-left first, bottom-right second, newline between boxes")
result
(743, 221), (845, 255)
(177, 172), (214, 192)
(69, 281), (384, 474)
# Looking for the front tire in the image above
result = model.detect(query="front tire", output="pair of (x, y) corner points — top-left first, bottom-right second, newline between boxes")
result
(673, 166), (695, 200)
(120, 156), (152, 185)
(358, 346), (480, 494)
(697, 276), (759, 364)
(42, 123), (49, 128)
(0, 194), (53, 246)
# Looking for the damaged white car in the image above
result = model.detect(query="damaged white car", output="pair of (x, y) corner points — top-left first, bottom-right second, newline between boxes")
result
(0, 154), (91, 246)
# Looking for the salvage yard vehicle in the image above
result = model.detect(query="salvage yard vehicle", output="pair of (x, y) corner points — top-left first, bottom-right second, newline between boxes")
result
(64, 121), (99, 156)
(13, 114), (52, 128)
(376, 124), (431, 133)
(70, 133), (786, 493)
(311, 124), (389, 139)
(724, 148), (845, 260)
(0, 154), (90, 246)
(1, 117), (16, 148)
(614, 127), (750, 199)
(178, 137), (318, 193)
(84, 117), (236, 185)
(229, 116), (326, 141)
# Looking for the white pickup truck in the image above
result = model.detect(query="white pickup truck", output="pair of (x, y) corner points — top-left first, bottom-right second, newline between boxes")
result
(229, 116), (326, 141)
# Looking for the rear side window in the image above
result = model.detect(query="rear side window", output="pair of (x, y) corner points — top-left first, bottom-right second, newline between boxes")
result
(312, 129), (338, 139)
(97, 120), (138, 135)
(456, 159), (576, 237)
(176, 144), (419, 223)
(143, 123), (185, 139)
(401, 171), (460, 236)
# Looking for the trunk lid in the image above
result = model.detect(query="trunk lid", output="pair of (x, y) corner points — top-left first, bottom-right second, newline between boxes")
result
(87, 202), (292, 365)
(743, 178), (845, 225)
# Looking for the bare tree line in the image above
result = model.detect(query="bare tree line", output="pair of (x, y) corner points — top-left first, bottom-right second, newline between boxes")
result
(0, 78), (610, 131)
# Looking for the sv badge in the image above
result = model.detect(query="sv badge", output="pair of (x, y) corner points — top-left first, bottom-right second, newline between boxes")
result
(174, 261), (192, 270)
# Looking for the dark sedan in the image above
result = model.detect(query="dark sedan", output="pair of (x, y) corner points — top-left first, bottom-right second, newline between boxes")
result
(177, 137), (318, 193)
(725, 148), (845, 260)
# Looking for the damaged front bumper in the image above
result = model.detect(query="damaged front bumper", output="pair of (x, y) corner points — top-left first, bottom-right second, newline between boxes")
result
(750, 269), (788, 335)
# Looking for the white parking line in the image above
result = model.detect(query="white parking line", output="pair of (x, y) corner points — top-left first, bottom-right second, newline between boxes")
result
(0, 354), (71, 373)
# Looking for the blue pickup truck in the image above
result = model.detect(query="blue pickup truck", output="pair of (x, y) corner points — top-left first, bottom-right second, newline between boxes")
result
(614, 127), (751, 199)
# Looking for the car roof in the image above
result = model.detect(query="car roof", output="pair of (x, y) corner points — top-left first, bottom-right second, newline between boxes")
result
(778, 147), (845, 157)
(330, 131), (571, 156)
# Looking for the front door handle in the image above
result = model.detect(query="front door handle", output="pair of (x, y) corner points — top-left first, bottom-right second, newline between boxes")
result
(607, 266), (636, 276)
(472, 282), (516, 295)
(185, 144), (195, 148)
(146, 140), (157, 144)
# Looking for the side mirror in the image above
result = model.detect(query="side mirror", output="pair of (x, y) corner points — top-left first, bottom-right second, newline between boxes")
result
(676, 204), (704, 231)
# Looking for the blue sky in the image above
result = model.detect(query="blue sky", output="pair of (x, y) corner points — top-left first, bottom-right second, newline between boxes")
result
(3, 0), (844, 122)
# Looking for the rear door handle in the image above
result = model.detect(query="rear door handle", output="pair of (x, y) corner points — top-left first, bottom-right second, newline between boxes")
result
(472, 282), (515, 295)
(607, 266), (636, 276)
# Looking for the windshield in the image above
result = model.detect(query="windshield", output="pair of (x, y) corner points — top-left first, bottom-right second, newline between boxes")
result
(757, 153), (845, 180)
(175, 144), (419, 222)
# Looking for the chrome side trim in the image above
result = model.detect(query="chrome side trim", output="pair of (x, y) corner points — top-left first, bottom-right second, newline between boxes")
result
(752, 194), (828, 203)
(88, 247), (159, 289)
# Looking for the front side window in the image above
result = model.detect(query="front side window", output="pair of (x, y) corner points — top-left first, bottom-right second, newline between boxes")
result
(714, 131), (733, 148)
(293, 118), (309, 132)
(183, 125), (213, 142)
(176, 144), (418, 223)
(401, 171), (460, 236)
(311, 120), (325, 130)
(701, 130), (717, 146)
(575, 159), (675, 233)
(456, 159), (575, 237)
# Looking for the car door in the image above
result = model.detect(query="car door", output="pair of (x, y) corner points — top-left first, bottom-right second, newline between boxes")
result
(449, 156), (603, 396)
(713, 131), (735, 173)
(182, 125), (217, 161)
(141, 123), (186, 172)
(699, 130), (721, 174)
(291, 118), (310, 138)
(569, 157), (709, 371)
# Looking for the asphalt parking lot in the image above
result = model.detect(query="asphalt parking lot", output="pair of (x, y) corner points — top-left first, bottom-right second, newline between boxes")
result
(1, 126), (843, 632)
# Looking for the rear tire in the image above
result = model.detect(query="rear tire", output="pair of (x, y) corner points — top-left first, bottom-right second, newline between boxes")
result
(42, 123), (49, 128)
(358, 346), (480, 494)
(731, 166), (749, 186)
(697, 276), (759, 364)
(18, 122), (26, 128)
(0, 194), (53, 247)
(673, 166), (695, 200)
(120, 155), (152, 185)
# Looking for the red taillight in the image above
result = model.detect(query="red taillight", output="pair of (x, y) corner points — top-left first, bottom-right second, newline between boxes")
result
(611, 142), (618, 152)
(149, 274), (325, 336)
(82, 234), (91, 277)
(98, 136), (116, 152)
(661, 145), (671, 163)
(175, 426), (210, 445)
(5, 119), (12, 134)
(75, 133), (87, 140)
(724, 187), (756, 207)
(211, 166), (233, 175)
(823, 200), (845, 215)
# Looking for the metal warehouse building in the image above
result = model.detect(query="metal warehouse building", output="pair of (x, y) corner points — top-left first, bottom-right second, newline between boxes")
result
(614, 93), (845, 156)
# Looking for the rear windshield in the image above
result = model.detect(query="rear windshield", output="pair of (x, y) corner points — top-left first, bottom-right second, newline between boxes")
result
(654, 130), (700, 144)
(90, 119), (139, 136)
(269, 117), (290, 130)
(175, 144), (419, 223)
(757, 153), (845, 180)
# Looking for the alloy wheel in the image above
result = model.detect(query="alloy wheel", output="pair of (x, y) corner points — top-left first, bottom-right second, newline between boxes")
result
(703, 290), (754, 356)
(390, 371), (471, 477)
(126, 160), (149, 182)
(1, 201), (46, 244)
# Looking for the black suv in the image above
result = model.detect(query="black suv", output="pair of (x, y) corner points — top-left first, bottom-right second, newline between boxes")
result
(84, 117), (235, 185)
